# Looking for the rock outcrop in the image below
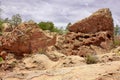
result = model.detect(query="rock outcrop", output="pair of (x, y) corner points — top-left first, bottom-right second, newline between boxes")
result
(68, 8), (114, 37)
(56, 8), (114, 56)
(0, 22), (57, 57)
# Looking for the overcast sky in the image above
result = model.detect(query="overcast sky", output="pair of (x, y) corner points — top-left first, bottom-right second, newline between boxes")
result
(0, 0), (120, 28)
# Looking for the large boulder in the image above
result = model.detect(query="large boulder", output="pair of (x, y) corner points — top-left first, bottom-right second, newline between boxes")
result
(68, 8), (114, 38)
(56, 8), (114, 56)
(0, 22), (57, 57)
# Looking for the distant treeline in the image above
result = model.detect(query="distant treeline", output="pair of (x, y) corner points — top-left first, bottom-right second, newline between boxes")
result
(0, 14), (72, 34)
(0, 14), (120, 35)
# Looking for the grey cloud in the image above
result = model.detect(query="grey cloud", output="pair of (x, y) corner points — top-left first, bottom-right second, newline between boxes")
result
(1, 0), (120, 28)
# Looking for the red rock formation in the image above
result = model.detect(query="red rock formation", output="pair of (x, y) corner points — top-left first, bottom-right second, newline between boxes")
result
(0, 22), (57, 57)
(56, 8), (114, 56)
(57, 31), (113, 56)
(68, 8), (114, 38)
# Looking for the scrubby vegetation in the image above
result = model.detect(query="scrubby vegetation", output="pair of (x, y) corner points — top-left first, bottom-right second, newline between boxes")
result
(85, 54), (98, 64)
(113, 38), (120, 47)
(114, 25), (120, 36)
(0, 14), (69, 35)
(113, 25), (120, 47)
(38, 21), (68, 34)
(38, 48), (46, 54)
(0, 57), (3, 62)
(0, 20), (3, 32)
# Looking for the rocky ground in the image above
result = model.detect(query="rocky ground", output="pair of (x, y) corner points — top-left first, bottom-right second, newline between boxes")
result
(0, 8), (120, 80)
(0, 49), (120, 80)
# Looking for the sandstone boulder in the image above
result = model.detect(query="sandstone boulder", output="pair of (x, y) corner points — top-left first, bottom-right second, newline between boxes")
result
(56, 8), (114, 56)
(68, 8), (114, 38)
(0, 22), (57, 57)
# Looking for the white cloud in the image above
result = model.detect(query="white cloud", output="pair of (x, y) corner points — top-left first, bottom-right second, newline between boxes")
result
(1, 0), (120, 28)
(113, 15), (120, 26)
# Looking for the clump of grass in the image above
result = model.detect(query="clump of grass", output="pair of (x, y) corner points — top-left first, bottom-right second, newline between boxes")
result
(38, 48), (46, 54)
(113, 39), (120, 47)
(9, 61), (17, 68)
(85, 54), (98, 64)
(0, 57), (3, 62)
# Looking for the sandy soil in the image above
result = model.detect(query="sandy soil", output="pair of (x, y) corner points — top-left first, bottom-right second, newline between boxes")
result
(0, 48), (120, 80)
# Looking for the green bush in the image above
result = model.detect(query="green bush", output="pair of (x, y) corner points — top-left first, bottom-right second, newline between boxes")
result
(38, 21), (54, 31)
(9, 61), (17, 68)
(0, 57), (3, 62)
(38, 21), (66, 34)
(85, 54), (98, 64)
(52, 27), (64, 35)
(114, 25), (120, 36)
(113, 38), (120, 47)
(0, 20), (3, 32)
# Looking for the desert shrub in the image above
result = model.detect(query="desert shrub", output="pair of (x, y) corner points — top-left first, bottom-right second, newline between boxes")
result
(85, 54), (98, 64)
(11, 14), (22, 26)
(38, 48), (46, 54)
(38, 21), (67, 34)
(0, 20), (3, 26)
(9, 61), (17, 68)
(0, 57), (3, 62)
(52, 27), (64, 35)
(38, 21), (54, 31)
(113, 35), (120, 47)
(113, 37), (120, 47)
(0, 20), (3, 32)
(114, 25), (120, 36)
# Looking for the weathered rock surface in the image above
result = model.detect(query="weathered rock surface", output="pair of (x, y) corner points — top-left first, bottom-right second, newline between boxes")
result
(1, 61), (120, 80)
(0, 22), (57, 57)
(68, 8), (114, 36)
(0, 8), (119, 80)
(60, 31), (113, 56)
(56, 8), (114, 56)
